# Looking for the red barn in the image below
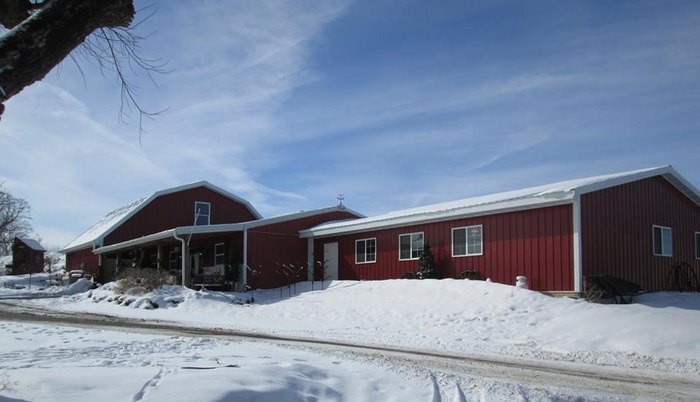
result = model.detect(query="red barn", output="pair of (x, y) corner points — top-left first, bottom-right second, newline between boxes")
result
(62, 181), (362, 289)
(301, 166), (700, 293)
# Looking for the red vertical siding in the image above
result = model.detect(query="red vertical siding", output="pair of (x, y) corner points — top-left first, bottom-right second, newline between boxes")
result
(66, 247), (100, 278)
(105, 187), (258, 245)
(581, 176), (700, 291)
(314, 204), (574, 291)
(247, 210), (360, 288)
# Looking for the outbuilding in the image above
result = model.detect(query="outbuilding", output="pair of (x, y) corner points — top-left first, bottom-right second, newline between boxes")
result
(11, 237), (46, 275)
(301, 166), (700, 293)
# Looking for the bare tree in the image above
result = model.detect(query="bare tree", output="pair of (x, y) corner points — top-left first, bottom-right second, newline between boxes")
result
(0, 184), (33, 255)
(0, 0), (165, 129)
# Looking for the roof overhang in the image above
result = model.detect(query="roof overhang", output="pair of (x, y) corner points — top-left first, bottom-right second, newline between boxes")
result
(301, 165), (700, 239)
(94, 205), (364, 254)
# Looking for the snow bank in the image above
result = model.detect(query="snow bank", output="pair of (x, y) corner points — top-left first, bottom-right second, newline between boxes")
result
(22, 279), (700, 372)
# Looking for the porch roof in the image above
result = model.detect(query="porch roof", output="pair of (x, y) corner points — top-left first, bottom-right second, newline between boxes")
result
(93, 205), (361, 254)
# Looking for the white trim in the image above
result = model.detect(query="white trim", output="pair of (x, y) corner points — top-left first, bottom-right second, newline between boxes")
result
(355, 237), (377, 264)
(695, 232), (700, 260)
(62, 181), (263, 253)
(652, 225), (673, 257)
(572, 195), (583, 293)
(451, 224), (483, 257)
(399, 232), (424, 261)
(93, 206), (362, 255)
(194, 201), (211, 226)
(242, 228), (248, 287)
(301, 165), (700, 239)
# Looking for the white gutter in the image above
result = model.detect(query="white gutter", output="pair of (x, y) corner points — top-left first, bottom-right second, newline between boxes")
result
(173, 230), (187, 287)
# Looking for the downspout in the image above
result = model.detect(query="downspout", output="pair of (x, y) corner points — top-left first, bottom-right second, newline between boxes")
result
(173, 230), (187, 287)
(242, 227), (248, 290)
(572, 194), (583, 293)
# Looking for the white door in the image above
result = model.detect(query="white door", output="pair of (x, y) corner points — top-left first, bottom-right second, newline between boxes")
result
(323, 242), (339, 281)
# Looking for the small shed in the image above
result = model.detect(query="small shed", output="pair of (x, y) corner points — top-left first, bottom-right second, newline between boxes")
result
(12, 237), (46, 275)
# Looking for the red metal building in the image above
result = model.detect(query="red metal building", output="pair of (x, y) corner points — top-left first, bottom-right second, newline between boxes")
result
(62, 181), (362, 289)
(301, 166), (700, 293)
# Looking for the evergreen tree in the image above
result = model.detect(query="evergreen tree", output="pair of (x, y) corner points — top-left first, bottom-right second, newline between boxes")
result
(417, 242), (437, 279)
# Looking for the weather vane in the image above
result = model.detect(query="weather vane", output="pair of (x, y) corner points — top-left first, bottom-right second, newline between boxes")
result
(337, 194), (345, 206)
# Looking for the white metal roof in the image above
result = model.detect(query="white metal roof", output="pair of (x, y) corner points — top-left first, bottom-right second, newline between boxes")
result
(300, 165), (700, 238)
(93, 205), (364, 254)
(62, 181), (262, 253)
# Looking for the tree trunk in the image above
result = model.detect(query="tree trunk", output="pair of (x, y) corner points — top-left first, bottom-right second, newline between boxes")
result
(0, 0), (135, 118)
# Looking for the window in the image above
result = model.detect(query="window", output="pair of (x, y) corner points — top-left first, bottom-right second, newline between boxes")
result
(652, 225), (672, 257)
(194, 201), (210, 225)
(169, 250), (178, 270)
(214, 243), (225, 266)
(399, 232), (424, 260)
(355, 238), (376, 264)
(695, 232), (700, 260)
(452, 225), (483, 257)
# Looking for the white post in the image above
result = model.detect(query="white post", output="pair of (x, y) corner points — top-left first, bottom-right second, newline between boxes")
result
(572, 196), (583, 293)
(242, 228), (248, 288)
(173, 232), (187, 287)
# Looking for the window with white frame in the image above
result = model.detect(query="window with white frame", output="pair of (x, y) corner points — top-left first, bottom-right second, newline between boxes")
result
(695, 232), (700, 260)
(399, 232), (424, 260)
(214, 243), (225, 266)
(452, 225), (483, 256)
(355, 238), (376, 264)
(652, 225), (672, 257)
(194, 201), (210, 225)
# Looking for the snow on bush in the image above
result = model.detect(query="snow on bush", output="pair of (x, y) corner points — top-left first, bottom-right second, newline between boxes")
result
(81, 282), (243, 310)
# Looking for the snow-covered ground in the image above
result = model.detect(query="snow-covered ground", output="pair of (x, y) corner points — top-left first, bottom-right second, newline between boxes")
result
(0, 278), (700, 401)
(0, 322), (437, 402)
(5, 278), (700, 376)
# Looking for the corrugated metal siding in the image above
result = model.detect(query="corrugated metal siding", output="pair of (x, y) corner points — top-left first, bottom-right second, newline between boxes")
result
(581, 176), (700, 291)
(247, 210), (359, 288)
(65, 247), (100, 278)
(313, 205), (574, 291)
(105, 187), (258, 245)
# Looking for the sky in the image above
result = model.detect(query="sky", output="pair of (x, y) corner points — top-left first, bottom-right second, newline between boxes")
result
(1, 0), (699, 250)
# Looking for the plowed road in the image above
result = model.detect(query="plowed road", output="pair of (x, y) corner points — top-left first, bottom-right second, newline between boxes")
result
(1, 301), (699, 400)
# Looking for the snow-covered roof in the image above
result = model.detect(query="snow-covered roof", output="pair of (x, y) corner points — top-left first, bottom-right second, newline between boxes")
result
(93, 205), (364, 254)
(301, 165), (700, 238)
(16, 237), (46, 252)
(62, 181), (262, 253)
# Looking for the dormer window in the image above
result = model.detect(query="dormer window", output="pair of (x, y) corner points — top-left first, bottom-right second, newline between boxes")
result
(194, 201), (210, 225)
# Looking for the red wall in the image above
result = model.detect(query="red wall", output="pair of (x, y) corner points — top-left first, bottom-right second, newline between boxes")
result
(65, 247), (100, 278)
(247, 210), (359, 289)
(581, 176), (700, 291)
(314, 204), (574, 291)
(105, 187), (258, 245)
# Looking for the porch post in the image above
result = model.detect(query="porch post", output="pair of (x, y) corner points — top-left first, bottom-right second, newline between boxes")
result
(241, 228), (248, 289)
(156, 244), (163, 270)
(307, 238), (314, 281)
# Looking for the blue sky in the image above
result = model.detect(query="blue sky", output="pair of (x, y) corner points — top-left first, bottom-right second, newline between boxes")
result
(1, 0), (699, 249)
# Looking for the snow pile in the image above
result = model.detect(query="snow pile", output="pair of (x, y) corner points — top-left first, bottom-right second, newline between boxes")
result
(27, 278), (700, 372)
(0, 271), (95, 298)
(0, 255), (10, 275)
(78, 283), (242, 310)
